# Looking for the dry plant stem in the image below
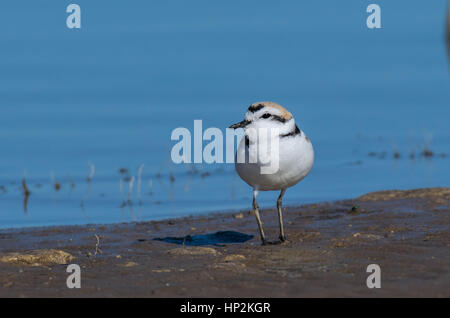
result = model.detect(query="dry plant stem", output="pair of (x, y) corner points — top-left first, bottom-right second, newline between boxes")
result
(94, 234), (101, 256)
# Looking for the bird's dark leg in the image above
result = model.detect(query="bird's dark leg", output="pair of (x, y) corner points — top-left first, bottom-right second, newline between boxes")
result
(277, 189), (287, 242)
(252, 190), (267, 245)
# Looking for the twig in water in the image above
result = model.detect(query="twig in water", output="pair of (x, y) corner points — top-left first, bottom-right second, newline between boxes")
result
(87, 164), (95, 183)
(168, 158), (176, 183)
(391, 141), (400, 159)
(137, 164), (144, 205)
(128, 176), (135, 204)
(148, 179), (153, 196)
(422, 132), (434, 158)
(22, 178), (31, 213)
(50, 171), (61, 191)
(119, 178), (124, 202)
(22, 178), (31, 196)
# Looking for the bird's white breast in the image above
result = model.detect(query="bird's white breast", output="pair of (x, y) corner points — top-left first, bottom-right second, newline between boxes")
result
(235, 130), (314, 191)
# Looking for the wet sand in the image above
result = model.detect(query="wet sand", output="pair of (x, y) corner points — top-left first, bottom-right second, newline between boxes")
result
(0, 187), (449, 297)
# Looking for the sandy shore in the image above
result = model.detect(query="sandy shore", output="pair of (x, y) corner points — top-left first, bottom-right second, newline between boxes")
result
(0, 187), (449, 297)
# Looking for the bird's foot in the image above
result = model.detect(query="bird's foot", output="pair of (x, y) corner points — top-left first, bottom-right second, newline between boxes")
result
(279, 235), (287, 243)
(262, 239), (282, 246)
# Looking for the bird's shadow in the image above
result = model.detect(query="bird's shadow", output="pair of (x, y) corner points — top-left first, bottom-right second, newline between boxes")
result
(152, 230), (254, 246)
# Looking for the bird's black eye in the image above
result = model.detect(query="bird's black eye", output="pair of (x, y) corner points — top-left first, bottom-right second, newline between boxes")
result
(261, 113), (271, 119)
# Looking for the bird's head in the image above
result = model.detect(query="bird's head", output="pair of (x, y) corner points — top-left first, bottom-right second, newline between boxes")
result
(229, 102), (296, 136)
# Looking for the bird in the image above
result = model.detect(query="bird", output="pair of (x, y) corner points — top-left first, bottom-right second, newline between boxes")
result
(229, 102), (314, 245)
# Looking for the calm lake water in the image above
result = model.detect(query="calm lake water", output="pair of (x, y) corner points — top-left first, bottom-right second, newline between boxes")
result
(1, 1), (449, 229)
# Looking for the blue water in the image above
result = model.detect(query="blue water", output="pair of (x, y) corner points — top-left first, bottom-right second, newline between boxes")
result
(0, 1), (449, 229)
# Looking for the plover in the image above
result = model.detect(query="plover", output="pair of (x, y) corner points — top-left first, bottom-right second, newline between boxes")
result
(229, 102), (314, 245)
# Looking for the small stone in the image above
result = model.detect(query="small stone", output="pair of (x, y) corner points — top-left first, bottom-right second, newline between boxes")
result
(166, 247), (219, 256)
(152, 268), (171, 273)
(3, 281), (13, 288)
(224, 254), (246, 262)
(122, 261), (138, 267)
(0, 249), (75, 267)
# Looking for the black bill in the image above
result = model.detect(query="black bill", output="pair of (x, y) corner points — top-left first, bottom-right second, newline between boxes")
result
(229, 120), (250, 129)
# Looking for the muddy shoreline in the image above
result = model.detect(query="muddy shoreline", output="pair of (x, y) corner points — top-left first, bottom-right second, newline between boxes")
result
(1, 187), (449, 297)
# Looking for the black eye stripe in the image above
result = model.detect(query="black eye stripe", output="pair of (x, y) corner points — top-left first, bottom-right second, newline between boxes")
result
(257, 114), (286, 122)
(271, 115), (286, 123)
